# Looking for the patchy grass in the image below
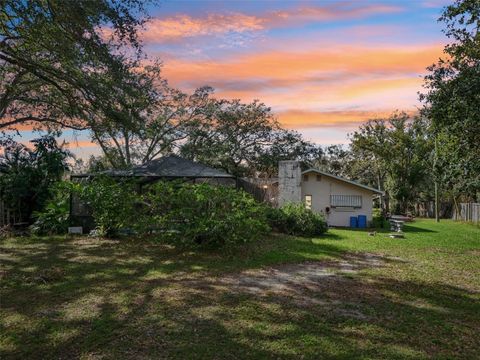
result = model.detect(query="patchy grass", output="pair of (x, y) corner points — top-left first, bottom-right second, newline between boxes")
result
(1, 219), (479, 359)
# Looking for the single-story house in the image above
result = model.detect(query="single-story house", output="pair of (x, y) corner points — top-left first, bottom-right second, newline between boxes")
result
(277, 160), (383, 227)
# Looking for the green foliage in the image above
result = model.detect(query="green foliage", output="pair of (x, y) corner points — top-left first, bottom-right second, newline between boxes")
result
(1, 0), (149, 131)
(350, 113), (432, 214)
(72, 179), (269, 246)
(73, 177), (139, 237)
(0, 135), (71, 223)
(180, 98), (322, 178)
(371, 208), (388, 229)
(145, 182), (270, 248)
(421, 0), (480, 200)
(30, 183), (71, 236)
(266, 203), (328, 237)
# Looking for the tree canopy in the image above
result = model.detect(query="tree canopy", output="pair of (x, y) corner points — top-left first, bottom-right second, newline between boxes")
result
(420, 0), (480, 200)
(0, 0), (150, 131)
(0, 135), (71, 222)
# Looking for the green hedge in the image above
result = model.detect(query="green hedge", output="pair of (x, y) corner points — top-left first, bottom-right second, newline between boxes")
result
(33, 178), (328, 245)
(371, 208), (388, 229)
(69, 179), (269, 247)
(266, 203), (328, 237)
(145, 182), (269, 248)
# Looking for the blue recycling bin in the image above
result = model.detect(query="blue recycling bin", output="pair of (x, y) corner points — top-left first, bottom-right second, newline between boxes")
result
(358, 215), (367, 229)
(350, 216), (358, 228)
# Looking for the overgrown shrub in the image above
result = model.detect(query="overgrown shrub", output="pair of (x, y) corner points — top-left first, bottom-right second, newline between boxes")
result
(71, 179), (269, 246)
(145, 182), (269, 248)
(30, 183), (70, 235)
(0, 136), (71, 224)
(371, 208), (388, 229)
(266, 203), (328, 237)
(73, 176), (139, 237)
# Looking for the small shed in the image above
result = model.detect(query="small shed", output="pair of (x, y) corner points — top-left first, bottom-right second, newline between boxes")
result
(278, 160), (383, 227)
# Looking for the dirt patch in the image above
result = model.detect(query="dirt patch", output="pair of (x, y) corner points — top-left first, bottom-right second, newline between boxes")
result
(204, 252), (393, 314)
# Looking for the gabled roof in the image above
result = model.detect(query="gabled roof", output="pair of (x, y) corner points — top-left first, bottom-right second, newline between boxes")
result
(72, 155), (234, 179)
(302, 168), (383, 194)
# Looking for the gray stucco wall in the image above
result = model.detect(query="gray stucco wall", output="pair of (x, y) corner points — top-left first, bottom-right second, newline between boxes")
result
(278, 160), (302, 206)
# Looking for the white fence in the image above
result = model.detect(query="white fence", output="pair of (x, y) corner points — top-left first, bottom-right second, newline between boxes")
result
(452, 203), (480, 224)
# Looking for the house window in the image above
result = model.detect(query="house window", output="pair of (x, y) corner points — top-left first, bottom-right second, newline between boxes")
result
(316, 174), (322, 181)
(303, 174), (309, 181)
(330, 195), (362, 208)
(304, 195), (312, 210)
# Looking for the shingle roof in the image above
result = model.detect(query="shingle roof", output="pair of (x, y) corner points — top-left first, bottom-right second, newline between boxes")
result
(73, 155), (234, 179)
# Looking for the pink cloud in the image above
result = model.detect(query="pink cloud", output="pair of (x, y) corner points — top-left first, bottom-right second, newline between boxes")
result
(266, 3), (402, 26)
(142, 13), (264, 42)
(141, 3), (403, 43)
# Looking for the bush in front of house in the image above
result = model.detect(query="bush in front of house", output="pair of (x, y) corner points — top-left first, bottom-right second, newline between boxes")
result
(145, 182), (270, 248)
(30, 182), (71, 235)
(266, 203), (328, 237)
(371, 208), (388, 229)
(74, 176), (139, 237)
(0, 136), (71, 225)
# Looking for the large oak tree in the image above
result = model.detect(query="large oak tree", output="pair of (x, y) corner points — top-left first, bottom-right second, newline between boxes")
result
(0, 0), (150, 131)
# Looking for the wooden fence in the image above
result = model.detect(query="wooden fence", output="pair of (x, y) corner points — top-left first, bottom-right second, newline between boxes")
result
(452, 203), (480, 224)
(237, 178), (278, 206)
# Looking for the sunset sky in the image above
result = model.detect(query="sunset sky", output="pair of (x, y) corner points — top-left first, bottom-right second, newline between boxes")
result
(12, 0), (451, 159)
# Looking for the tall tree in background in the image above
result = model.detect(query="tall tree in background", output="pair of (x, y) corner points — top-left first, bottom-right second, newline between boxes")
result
(350, 118), (392, 211)
(314, 145), (354, 179)
(90, 69), (219, 168)
(0, 0), (150, 131)
(420, 0), (480, 201)
(180, 98), (322, 177)
(350, 112), (431, 214)
(255, 130), (323, 178)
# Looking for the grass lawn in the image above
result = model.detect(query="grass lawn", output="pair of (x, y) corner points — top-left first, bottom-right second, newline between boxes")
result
(1, 219), (479, 359)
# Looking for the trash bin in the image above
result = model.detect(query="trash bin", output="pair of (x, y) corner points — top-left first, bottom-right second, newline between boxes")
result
(350, 216), (358, 228)
(358, 215), (367, 228)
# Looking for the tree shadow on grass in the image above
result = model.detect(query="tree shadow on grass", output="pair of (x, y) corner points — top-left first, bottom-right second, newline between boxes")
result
(1, 236), (479, 359)
(402, 223), (437, 233)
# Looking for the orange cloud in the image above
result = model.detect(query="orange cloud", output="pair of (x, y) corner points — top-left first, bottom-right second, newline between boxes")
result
(142, 13), (264, 42)
(278, 109), (418, 129)
(341, 77), (423, 99)
(142, 4), (402, 42)
(16, 139), (96, 150)
(160, 43), (442, 115)
(163, 44), (442, 87)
